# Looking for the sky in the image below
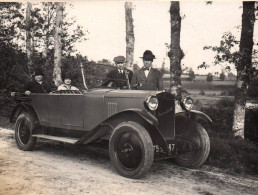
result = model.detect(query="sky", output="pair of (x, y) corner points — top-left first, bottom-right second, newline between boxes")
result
(68, 1), (257, 75)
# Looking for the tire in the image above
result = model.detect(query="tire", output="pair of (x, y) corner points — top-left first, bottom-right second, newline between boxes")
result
(15, 112), (37, 151)
(175, 123), (210, 168)
(109, 121), (154, 179)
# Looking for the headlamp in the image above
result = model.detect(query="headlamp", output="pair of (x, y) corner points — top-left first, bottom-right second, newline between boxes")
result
(145, 95), (158, 111)
(181, 96), (193, 111)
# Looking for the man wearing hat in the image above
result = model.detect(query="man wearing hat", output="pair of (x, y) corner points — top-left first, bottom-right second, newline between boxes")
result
(102, 56), (133, 89)
(131, 50), (164, 90)
(24, 67), (50, 95)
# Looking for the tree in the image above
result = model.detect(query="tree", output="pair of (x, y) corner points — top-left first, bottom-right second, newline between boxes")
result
(168, 1), (183, 99)
(25, 2), (33, 75)
(206, 73), (213, 82)
(219, 71), (226, 81)
(125, 2), (134, 71)
(232, 2), (255, 139)
(133, 63), (140, 72)
(53, 2), (63, 86)
(188, 68), (195, 82)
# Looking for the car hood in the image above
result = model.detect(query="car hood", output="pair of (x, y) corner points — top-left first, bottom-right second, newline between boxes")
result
(84, 88), (161, 98)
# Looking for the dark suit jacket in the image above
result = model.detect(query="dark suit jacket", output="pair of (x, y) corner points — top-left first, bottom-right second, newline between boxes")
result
(102, 68), (133, 89)
(131, 68), (164, 90)
(24, 80), (50, 93)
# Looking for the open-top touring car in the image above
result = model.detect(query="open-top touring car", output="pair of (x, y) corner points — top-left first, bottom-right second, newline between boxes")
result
(10, 64), (211, 179)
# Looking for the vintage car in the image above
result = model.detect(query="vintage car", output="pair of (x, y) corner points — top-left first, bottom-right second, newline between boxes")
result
(10, 65), (211, 179)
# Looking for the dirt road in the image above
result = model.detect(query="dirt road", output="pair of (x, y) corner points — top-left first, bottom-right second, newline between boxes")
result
(0, 120), (257, 195)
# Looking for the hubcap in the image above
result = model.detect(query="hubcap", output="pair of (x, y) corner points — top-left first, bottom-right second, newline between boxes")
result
(115, 132), (143, 170)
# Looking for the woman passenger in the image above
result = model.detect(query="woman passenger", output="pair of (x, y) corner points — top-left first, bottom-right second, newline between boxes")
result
(58, 72), (79, 91)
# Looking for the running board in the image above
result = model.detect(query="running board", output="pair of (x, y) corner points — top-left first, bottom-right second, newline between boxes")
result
(32, 134), (79, 144)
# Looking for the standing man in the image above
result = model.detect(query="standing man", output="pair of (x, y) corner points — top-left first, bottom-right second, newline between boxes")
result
(131, 50), (164, 90)
(24, 67), (50, 95)
(102, 56), (133, 89)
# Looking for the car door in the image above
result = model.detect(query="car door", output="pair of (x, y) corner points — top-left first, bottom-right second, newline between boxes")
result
(60, 93), (84, 130)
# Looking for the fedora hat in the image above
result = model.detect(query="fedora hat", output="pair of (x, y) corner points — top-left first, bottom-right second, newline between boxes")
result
(140, 50), (156, 60)
(113, 56), (125, 64)
(33, 67), (44, 77)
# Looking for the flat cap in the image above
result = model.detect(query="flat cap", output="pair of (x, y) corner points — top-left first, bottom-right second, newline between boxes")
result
(113, 56), (125, 63)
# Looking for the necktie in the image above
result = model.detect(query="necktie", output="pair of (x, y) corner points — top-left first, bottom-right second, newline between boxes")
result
(143, 67), (149, 71)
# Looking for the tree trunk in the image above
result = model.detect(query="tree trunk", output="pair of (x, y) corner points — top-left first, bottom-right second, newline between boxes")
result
(26, 2), (33, 76)
(125, 2), (134, 71)
(232, 1), (255, 139)
(168, 1), (183, 99)
(53, 2), (63, 86)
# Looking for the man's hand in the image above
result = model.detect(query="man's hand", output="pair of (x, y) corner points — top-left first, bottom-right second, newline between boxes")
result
(25, 91), (31, 96)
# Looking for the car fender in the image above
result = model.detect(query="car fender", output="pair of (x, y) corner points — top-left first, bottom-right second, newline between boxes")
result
(175, 110), (212, 125)
(10, 103), (39, 124)
(175, 110), (212, 135)
(105, 109), (169, 154)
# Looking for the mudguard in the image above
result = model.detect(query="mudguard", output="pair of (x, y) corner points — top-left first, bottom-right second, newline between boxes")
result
(10, 103), (39, 123)
(175, 110), (212, 125)
(77, 109), (169, 154)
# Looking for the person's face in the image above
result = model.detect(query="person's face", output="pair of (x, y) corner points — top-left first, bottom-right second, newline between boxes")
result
(116, 62), (125, 69)
(143, 60), (153, 68)
(34, 75), (43, 82)
(64, 78), (72, 85)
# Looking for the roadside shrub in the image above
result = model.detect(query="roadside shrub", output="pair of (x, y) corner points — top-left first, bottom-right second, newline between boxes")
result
(220, 90), (228, 96)
(193, 100), (202, 110)
(245, 108), (258, 141)
(217, 97), (234, 108)
(219, 72), (226, 81)
(206, 73), (213, 83)
(199, 89), (205, 95)
(247, 77), (258, 98)
(207, 137), (258, 175)
(202, 97), (258, 175)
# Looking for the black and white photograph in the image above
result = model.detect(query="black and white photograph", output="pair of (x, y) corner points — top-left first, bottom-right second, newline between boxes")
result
(0, 1), (258, 194)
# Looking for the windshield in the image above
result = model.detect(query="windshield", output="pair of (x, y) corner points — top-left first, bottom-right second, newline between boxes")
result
(79, 63), (130, 90)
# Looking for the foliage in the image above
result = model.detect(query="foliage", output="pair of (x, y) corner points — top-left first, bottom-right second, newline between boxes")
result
(219, 72), (226, 81)
(201, 98), (258, 174)
(188, 68), (195, 81)
(207, 136), (258, 175)
(133, 63), (140, 72)
(247, 76), (258, 98)
(206, 73), (213, 82)
(0, 43), (28, 92)
(199, 89), (205, 95)
(0, 2), (24, 46)
(27, 3), (87, 57)
(201, 32), (258, 76)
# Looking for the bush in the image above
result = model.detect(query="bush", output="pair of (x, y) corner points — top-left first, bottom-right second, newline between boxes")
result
(202, 98), (258, 175)
(207, 137), (258, 175)
(206, 73), (213, 82)
(199, 89), (205, 95)
(247, 76), (258, 98)
(245, 108), (258, 141)
(219, 72), (226, 81)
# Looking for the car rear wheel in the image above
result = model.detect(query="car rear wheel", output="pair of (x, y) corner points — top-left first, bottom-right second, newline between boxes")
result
(15, 112), (37, 151)
(175, 123), (210, 168)
(109, 121), (154, 179)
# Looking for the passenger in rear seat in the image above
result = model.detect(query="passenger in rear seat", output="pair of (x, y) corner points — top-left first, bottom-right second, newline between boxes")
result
(58, 72), (79, 91)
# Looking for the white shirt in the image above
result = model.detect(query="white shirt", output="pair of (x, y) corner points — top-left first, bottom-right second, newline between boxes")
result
(58, 84), (79, 91)
(144, 68), (151, 77)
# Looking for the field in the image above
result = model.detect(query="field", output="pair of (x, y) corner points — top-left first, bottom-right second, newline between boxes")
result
(163, 76), (236, 108)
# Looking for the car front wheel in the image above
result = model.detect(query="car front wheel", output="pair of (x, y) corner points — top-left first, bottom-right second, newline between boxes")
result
(175, 123), (210, 168)
(109, 121), (154, 179)
(15, 112), (37, 151)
